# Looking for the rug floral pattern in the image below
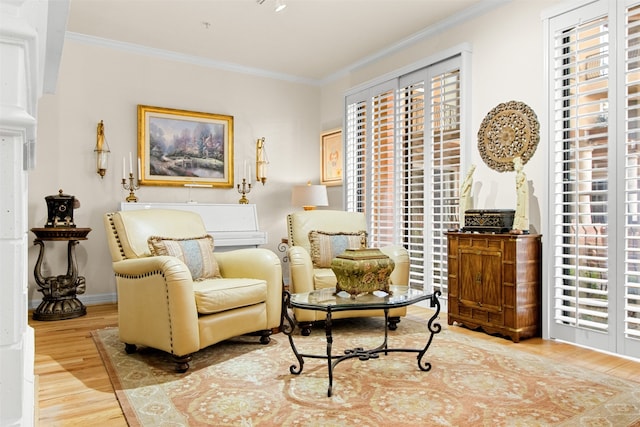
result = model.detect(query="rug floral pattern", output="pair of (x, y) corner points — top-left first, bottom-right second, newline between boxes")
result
(93, 315), (640, 427)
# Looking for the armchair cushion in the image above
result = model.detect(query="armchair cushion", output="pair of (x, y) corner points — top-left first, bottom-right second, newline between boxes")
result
(193, 278), (267, 314)
(148, 235), (222, 281)
(308, 230), (367, 268)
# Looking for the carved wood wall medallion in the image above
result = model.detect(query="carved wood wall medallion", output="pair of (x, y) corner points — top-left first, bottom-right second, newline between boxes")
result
(477, 100), (540, 172)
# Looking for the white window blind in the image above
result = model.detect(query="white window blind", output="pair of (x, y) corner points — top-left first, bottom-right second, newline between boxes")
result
(551, 11), (610, 334)
(428, 68), (462, 294)
(398, 79), (428, 289)
(370, 89), (398, 247)
(624, 3), (640, 340)
(345, 55), (463, 294)
(547, 0), (640, 357)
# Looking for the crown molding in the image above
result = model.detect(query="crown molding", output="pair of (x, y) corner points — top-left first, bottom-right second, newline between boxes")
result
(65, 31), (321, 86)
(66, 0), (512, 87)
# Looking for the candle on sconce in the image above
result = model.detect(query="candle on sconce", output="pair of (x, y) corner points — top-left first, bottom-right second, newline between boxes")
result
(122, 157), (125, 180)
(243, 160), (247, 181)
(129, 152), (133, 174)
(137, 157), (141, 181)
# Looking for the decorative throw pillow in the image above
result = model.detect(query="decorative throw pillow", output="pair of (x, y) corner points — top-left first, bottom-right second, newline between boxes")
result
(308, 230), (367, 268)
(147, 235), (222, 281)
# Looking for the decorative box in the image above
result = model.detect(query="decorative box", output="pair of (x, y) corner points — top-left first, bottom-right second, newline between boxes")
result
(330, 248), (395, 298)
(463, 209), (515, 233)
(45, 189), (77, 228)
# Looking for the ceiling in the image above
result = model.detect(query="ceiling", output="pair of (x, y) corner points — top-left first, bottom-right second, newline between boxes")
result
(66, 0), (507, 83)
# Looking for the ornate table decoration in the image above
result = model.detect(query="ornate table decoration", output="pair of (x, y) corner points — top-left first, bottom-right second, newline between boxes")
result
(330, 248), (395, 297)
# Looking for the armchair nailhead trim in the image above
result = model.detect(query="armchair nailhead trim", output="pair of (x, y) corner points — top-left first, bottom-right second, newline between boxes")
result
(106, 213), (126, 260)
(115, 270), (177, 355)
(286, 214), (296, 246)
(115, 270), (163, 279)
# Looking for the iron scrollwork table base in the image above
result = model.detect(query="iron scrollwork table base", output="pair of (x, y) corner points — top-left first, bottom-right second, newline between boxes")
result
(281, 285), (442, 397)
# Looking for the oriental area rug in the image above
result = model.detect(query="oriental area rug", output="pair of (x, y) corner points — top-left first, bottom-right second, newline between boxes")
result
(92, 313), (640, 427)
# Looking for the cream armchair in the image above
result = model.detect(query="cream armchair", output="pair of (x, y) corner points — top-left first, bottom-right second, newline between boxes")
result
(286, 210), (410, 335)
(104, 209), (282, 372)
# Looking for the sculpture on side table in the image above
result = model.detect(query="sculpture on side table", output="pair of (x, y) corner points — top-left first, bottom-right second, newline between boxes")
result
(512, 156), (529, 234)
(459, 164), (476, 230)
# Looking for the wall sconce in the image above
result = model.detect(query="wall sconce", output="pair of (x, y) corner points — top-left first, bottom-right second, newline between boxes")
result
(95, 120), (110, 178)
(291, 181), (329, 210)
(256, 137), (269, 185)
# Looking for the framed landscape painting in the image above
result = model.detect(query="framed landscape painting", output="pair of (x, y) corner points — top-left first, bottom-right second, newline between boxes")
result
(320, 128), (342, 186)
(137, 105), (234, 187)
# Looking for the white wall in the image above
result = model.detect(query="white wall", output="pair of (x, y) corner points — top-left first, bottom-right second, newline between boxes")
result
(30, 39), (322, 304)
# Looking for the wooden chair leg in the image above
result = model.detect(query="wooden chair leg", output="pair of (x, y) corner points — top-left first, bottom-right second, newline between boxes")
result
(299, 322), (313, 336)
(260, 330), (272, 344)
(173, 354), (192, 373)
(388, 316), (400, 330)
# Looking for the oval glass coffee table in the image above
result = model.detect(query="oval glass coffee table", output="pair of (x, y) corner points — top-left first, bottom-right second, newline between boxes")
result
(281, 285), (442, 397)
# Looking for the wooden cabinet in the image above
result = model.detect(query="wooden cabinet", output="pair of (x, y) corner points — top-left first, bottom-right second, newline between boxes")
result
(446, 232), (542, 342)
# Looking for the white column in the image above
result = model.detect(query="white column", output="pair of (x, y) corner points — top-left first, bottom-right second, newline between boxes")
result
(0, 1), (68, 425)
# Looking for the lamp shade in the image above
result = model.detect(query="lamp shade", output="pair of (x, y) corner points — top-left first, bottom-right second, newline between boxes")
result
(291, 183), (328, 210)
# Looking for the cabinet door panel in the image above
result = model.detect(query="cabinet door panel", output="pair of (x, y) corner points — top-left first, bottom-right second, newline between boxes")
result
(480, 250), (502, 312)
(459, 248), (502, 312)
(459, 249), (483, 307)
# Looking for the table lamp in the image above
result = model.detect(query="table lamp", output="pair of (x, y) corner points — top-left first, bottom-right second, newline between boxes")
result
(291, 181), (328, 210)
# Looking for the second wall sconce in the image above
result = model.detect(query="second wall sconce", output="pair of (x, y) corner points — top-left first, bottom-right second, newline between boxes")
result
(256, 137), (269, 185)
(95, 120), (111, 178)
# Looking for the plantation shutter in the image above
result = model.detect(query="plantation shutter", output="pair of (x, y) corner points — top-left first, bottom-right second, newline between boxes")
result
(551, 5), (610, 337)
(345, 54), (463, 294)
(396, 60), (462, 293)
(428, 63), (462, 295)
(345, 95), (367, 214)
(370, 88), (398, 247)
(397, 73), (427, 289)
(547, 0), (640, 357)
(623, 2), (640, 342)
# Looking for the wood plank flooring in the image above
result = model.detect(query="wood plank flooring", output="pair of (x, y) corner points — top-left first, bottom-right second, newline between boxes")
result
(30, 303), (640, 426)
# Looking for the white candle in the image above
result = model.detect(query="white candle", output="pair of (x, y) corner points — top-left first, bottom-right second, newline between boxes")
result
(137, 157), (141, 181)
(129, 152), (133, 174)
(122, 157), (125, 180)
(246, 161), (251, 184)
(243, 160), (247, 181)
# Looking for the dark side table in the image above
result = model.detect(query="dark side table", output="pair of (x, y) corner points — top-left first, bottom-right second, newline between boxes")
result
(31, 227), (91, 321)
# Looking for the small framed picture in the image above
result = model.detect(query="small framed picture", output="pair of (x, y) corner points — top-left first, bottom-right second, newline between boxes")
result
(137, 105), (234, 187)
(320, 128), (342, 186)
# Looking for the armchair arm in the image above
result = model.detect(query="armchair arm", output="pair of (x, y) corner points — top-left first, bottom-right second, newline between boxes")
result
(112, 256), (200, 357)
(214, 248), (283, 329)
(287, 246), (316, 294)
(380, 245), (410, 285)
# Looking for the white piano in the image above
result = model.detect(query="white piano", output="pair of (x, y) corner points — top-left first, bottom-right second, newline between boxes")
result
(119, 202), (267, 251)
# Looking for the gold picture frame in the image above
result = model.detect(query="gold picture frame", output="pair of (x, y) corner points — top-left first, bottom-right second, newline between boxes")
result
(137, 105), (234, 187)
(320, 128), (342, 186)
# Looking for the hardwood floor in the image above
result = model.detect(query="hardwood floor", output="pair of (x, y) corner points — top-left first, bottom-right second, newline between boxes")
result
(31, 303), (640, 426)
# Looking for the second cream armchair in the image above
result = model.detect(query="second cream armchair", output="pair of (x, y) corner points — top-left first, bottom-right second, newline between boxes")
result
(286, 210), (410, 335)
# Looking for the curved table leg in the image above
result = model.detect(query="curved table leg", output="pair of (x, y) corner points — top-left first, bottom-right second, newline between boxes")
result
(281, 291), (305, 375)
(417, 290), (442, 371)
